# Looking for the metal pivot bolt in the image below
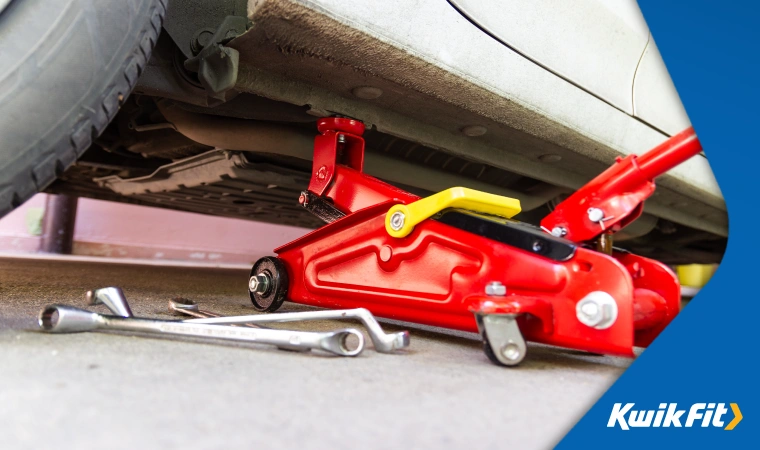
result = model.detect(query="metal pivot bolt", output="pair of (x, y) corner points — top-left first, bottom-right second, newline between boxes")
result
(575, 291), (618, 329)
(551, 226), (567, 237)
(485, 281), (506, 296)
(587, 207), (605, 223)
(249, 274), (271, 294)
(389, 211), (406, 231)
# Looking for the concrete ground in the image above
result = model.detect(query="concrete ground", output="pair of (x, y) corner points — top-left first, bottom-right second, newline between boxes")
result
(0, 256), (630, 449)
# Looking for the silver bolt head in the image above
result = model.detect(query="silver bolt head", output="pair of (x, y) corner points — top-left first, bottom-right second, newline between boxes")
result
(580, 302), (599, 317)
(587, 207), (605, 223)
(337, 134), (346, 143)
(485, 281), (506, 296)
(576, 291), (618, 329)
(389, 211), (406, 231)
(248, 274), (270, 294)
(551, 226), (567, 237)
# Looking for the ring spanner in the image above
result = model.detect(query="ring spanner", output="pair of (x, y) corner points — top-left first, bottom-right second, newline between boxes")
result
(39, 305), (364, 356)
(181, 305), (410, 353)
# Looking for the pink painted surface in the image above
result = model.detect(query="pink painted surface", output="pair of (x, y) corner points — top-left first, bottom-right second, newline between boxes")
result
(0, 194), (309, 264)
(0, 194), (46, 253)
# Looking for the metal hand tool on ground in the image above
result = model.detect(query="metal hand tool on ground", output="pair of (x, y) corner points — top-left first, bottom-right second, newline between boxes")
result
(86, 287), (133, 317)
(180, 302), (410, 353)
(168, 297), (310, 352)
(168, 298), (261, 327)
(86, 288), (262, 329)
(38, 305), (364, 356)
(86, 287), (312, 352)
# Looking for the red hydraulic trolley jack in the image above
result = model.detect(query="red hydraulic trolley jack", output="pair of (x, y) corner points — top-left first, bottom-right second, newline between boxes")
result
(247, 117), (702, 366)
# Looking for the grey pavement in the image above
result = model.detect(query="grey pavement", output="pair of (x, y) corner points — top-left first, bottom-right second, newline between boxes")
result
(0, 256), (630, 449)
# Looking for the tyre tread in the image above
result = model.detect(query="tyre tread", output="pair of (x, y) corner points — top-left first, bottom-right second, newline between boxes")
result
(0, 0), (167, 217)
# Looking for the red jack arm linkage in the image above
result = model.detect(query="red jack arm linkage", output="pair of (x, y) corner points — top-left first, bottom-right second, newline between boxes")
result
(541, 127), (703, 243)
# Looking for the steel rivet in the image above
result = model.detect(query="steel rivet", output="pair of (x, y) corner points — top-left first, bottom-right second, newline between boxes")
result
(389, 211), (405, 231)
(551, 226), (567, 237)
(587, 207), (605, 223)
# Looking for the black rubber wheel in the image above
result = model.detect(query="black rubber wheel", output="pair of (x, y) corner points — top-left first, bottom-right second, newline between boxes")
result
(249, 256), (289, 312)
(0, 0), (167, 217)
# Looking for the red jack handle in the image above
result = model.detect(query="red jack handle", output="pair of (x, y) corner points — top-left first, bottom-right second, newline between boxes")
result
(541, 127), (702, 243)
(636, 128), (701, 179)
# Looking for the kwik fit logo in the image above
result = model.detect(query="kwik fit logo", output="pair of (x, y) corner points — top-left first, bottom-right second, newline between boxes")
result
(608, 403), (742, 430)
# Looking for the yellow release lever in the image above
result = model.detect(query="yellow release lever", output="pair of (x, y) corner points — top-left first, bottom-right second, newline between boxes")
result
(385, 187), (522, 238)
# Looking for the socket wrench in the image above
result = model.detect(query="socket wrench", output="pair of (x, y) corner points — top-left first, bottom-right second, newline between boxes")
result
(39, 305), (364, 356)
(183, 306), (410, 353)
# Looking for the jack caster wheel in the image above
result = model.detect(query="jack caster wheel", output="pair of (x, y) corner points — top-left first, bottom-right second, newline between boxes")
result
(249, 256), (289, 312)
(475, 313), (527, 367)
(482, 331), (525, 367)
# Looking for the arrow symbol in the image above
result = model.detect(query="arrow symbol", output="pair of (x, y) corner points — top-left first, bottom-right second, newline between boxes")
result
(725, 403), (742, 430)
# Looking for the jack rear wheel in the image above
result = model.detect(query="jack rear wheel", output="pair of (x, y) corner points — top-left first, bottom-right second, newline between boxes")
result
(249, 256), (289, 312)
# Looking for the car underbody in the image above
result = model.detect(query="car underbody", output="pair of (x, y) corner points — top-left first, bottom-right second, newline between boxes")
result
(44, 0), (726, 265)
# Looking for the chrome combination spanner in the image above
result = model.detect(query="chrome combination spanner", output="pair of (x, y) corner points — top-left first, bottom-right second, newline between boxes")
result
(38, 287), (365, 356)
(178, 302), (410, 354)
(38, 304), (363, 356)
(89, 287), (409, 354)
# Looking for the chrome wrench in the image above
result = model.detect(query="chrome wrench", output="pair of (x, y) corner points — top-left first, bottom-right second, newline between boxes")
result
(86, 287), (133, 318)
(87, 287), (300, 352)
(86, 288), (260, 327)
(183, 306), (410, 353)
(39, 305), (364, 356)
(168, 298), (261, 327)
(168, 298), (309, 352)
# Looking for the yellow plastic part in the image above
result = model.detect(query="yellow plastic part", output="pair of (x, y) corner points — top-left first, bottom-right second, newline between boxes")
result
(385, 187), (522, 238)
(676, 264), (716, 288)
